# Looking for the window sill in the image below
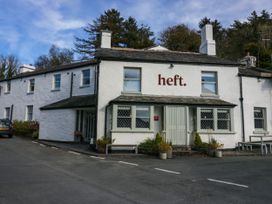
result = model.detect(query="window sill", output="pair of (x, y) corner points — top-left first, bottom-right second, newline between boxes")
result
(80, 85), (90, 89)
(200, 94), (219, 98)
(51, 89), (60, 92)
(197, 131), (236, 135)
(4, 92), (10, 95)
(111, 129), (154, 133)
(27, 92), (34, 95)
(253, 130), (269, 134)
(121, 91), (142, 95)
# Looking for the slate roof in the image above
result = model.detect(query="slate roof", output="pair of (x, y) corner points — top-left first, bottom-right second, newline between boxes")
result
(238, 67), (272, 78)
(110, 95), (236, 107)
(95, 48), (240, 66)
(0, 60), (97, 82)
(40, 95), (97, 110)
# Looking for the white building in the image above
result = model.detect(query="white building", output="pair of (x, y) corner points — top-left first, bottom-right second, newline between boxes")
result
(0, 25), (271, 149)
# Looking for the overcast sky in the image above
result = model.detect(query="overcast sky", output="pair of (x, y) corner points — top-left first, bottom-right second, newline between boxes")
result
(0, 0), (271, 64)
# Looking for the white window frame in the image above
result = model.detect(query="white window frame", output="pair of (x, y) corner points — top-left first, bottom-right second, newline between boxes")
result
(5, 81), (11, 93)
(25, 105), (34, 121)
(52, 74), (61, 90)
(4, 107), (10, 119)
(81, 69), (91, 87)
(254, 107), (267, 132)
(123, 67), (141, 93)
(27, 79), (35, 93)
(197, 107), (234, 133)
(112, 105), (154, 132)
(201, 71), (218, 95)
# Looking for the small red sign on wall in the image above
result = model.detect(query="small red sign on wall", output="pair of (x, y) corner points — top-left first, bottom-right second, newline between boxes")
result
(154, 116), (159, 121)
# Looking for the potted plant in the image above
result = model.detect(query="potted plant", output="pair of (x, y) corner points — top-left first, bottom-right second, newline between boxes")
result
(208, 138), (223, 157)
(96, 136), (113, 153)
(158, 141), (170, 160)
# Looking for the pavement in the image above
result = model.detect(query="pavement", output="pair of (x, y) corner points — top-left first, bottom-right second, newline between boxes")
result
(1, 136), (272, 204)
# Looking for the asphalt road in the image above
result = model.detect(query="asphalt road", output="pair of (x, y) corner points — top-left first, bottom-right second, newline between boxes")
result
(1, 136), (272, 204)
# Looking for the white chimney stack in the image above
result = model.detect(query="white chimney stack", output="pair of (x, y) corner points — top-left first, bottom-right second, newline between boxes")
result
(101, 30), (112, 48)
(199, 24), (216, 56)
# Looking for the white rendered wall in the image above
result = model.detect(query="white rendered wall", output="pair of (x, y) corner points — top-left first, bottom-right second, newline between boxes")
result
(39, 109), (76, 141)
(97, 60), (241, 148)
(242, 76), (272, 141)
(0, 65), (95, 121)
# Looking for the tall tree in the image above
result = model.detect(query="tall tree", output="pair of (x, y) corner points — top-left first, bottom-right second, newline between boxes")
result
(0, 55), (19, 80)
(74, 9), (155, 55)
(159, 24), (200, 52)
(35, 45), (74, 69)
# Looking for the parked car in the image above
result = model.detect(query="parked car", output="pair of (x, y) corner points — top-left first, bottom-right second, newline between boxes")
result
(0, 119), (13, 138)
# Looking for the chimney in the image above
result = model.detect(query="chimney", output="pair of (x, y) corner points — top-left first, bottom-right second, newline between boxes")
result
(199, 24), (216, 56)
(100, 30), (112, 48)
(240, 52), (256, 68)
(19, 64), (35, 74)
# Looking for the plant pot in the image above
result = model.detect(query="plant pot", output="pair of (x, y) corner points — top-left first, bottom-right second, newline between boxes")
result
(215, 150), (223, 158)
(159, 152), (167, 160)
(208, 149), (215, 157)
(167, 148), (173, 159)
(97, 145), (106, 154)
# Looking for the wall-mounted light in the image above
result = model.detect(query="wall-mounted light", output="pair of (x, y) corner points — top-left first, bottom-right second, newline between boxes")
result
(169, 63), (174, 69)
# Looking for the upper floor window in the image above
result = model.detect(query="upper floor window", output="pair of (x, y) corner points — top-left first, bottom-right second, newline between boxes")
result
(5, 81), (11, 93)
(201, 71), (217, 95)
(123, 68), (141, 93)
(254, 107), (266, 131)
(4, 107), (10, 119)
(53, 74), (61, 90)
(28, 79), (35, 93)
(26, 105), (34, 121)
(81, 69), (90, 86)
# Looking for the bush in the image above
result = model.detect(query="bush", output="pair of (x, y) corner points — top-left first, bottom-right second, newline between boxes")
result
(32, 131), (39, 140)
(12, 120), (39, 137)
(158, 141), (171, 153)
(194, 132), (203, 149)
(138, 132), (163, 155)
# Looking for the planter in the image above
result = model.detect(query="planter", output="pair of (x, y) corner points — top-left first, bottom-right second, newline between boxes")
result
(215, 150), (223, 158)
(167, 147), (173, 159)
(159, 152), (167, 160)
(97, 145), (106, 154)
(208, 149), (215, 157)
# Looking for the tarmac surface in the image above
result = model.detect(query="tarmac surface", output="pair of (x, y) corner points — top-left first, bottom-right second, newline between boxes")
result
(1, 136), (272, 204)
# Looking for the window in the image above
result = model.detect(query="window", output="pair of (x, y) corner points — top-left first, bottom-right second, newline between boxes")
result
(124, 68), (141, 92)
(53, 74), (61, 90)
(26, 105), (33, 121)
(5, 81), (11, 93)
(201, 72), (217, 95)
(254, 107), (266, 130)
(198, 108), (232, 132)
(117, 106), (132, 128)
(136, 106), (150, 128)
(81, 69), (90, 86)
(4, 107), (10, 119)
(28, 79), (35, 93)
(115, 105), (151, 130)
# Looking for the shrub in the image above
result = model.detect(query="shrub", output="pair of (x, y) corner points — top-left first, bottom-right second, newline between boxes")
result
(32, 131), (39, 140)
(208, 138), (223, 150)
(158, 141), (171, 153)
(194, 132), (203, 149)
(12, 120), (39, 137)
(138, 132), (163, 155)
(96, 136), (113, 147)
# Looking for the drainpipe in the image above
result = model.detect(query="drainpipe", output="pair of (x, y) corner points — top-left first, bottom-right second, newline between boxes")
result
(93, 61), (100, 148)
(10, 104), (13, 121)
(104, 104), (109, 137)
(239, 75), (245, 142)
(70, 72), (74, 97)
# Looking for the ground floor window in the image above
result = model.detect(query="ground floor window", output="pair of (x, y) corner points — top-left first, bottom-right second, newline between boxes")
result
(114, 105), (152, 131)
(198, 107), (233, 132)
(254, 107), (266, 131)
(26, 105), (33, 121)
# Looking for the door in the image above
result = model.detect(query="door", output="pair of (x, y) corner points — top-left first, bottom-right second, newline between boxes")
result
(84, 111), (95, 144)
(165, 106), (187, 145)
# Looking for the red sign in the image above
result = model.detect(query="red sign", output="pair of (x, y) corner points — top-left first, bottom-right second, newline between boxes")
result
(154, 116), (159, 121)
(158, 74), (187, 86)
